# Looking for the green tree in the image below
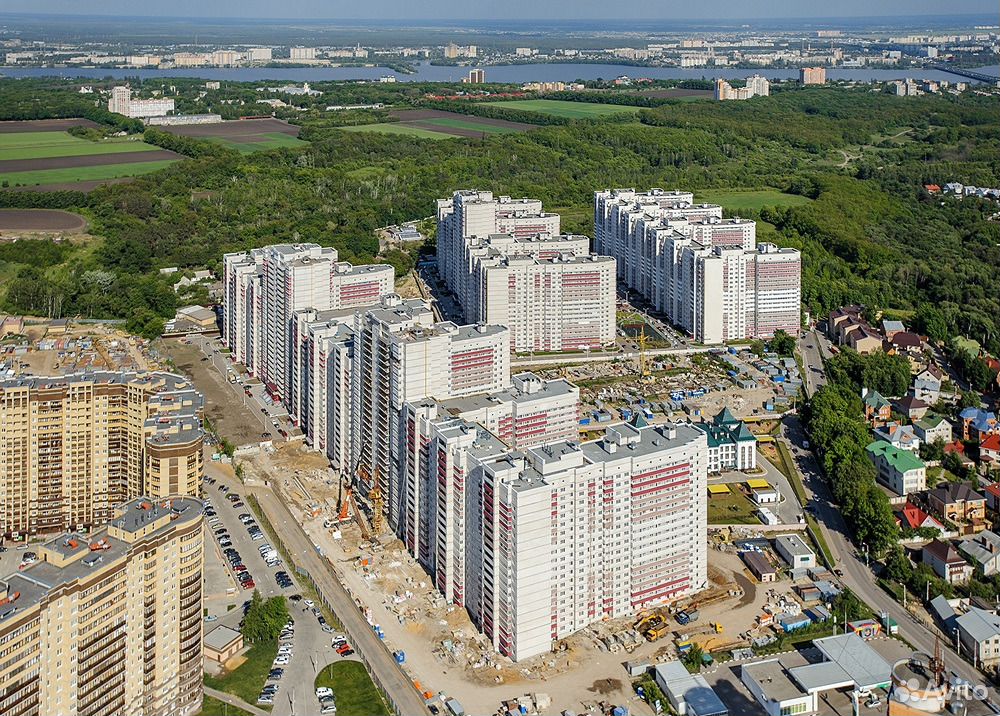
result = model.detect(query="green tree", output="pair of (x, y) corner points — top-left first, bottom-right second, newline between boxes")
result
(242, 592), (290, 643)
(769, 329), (796, 357)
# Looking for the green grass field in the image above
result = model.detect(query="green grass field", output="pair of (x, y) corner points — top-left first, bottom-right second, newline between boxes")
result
(485, 99), (641, 118)
(694, 189), (813, 212)
(707, 490), (761, 525)
(338, 123), (453, 140)
(0, 131), (162, 161)
(204, 639), (278, 710)
(314, 662), (390, 716)
(0, 160), (177, 187)
(414, 117), (522, 134)
(211, 132), (311, 153)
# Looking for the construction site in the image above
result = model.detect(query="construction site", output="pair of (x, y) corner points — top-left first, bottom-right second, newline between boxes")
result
(227, 437), (840, 716)
(0, 318), (157, 376)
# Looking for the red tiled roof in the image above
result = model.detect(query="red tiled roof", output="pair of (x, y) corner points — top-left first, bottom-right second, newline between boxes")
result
(982, 434), (1000, 452)
(901, 503), (933, 530)
(944, 440), (966, 454)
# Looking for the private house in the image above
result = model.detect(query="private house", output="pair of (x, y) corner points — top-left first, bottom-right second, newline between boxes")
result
(922, 539), (973, 584)
(927, 483), (988, 533)
(866, 440), (927, 496)
(848, 326), (884, 354)
(981, 434), (1000, 465)
(956, 608), (1000, 670)
(959, 530), (1000, 576)
(882, 319), (905, 339)
(897, 501), (946, 534)
(873, 422), (921, 453)
(886, 331), (923, 355)
(984, 483), (1000, 512)
(895, 395), (930, 422)
(914, 414), (953, 446)
(863, 389), (892, 427)
(913, 365), (946, 403)
(960, 407), (998, 442)
(827, 305), (864, 341)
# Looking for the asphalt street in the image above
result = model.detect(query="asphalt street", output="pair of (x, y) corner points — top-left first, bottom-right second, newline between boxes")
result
(793, 330), (994, 702)
(204, 466), (357, 716)
(247, 485), (429, 715)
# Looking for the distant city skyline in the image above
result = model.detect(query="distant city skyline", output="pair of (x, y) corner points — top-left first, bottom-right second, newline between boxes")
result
(1, 0), (997, 20)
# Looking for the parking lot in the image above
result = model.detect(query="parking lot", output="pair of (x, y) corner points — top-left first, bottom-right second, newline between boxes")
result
(203, 462), (363, 716)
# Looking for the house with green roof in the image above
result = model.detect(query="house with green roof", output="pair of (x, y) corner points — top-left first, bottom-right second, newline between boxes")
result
(866, 439), (927, 496)
(696, 408), (757, 473)
(913, 414), (953, 446)
(862, 389), (891, 426)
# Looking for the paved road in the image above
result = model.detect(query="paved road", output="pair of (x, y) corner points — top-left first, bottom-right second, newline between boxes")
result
(204, 687), (270, 716)
(512, 344), (716, 367)
(249, 486), (428, 716)
(798, 328), (829, 398)
(793, 334), (991, 696)
(204, 467), (352, 716)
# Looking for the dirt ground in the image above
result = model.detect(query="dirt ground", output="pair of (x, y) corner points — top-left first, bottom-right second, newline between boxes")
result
(7, 322), (154, 376)
(0, 209), (88, 232)
(158, 338), (266, 445)
(234, 445), (795, 716)
(0, 149), (179, 174)
(160, 117), (300, 141)
(0, 118), (101, 133)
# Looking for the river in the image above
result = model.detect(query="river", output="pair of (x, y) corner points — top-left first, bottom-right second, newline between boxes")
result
(3, 62), (998, 84)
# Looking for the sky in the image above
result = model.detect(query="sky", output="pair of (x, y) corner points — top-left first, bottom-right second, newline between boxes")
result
(2, 0), (997, 20)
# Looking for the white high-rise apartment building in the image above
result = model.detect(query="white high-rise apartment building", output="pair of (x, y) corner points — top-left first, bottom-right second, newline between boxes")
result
(714, 74), (770, 100)
(437, 191), (615, 352)
(407, 419), (708, 661)
(594, 189), (800, 342)
(246, 47), (273, 62)
(222, 244), (394, 404)
(107, 85), (175, 118)
(351, 296), (510, 530)
(400, 372), (579, 571)
(290, 47), (317, 60)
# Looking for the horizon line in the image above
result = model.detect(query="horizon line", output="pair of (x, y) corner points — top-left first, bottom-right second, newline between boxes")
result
(0, 11), (995, 22)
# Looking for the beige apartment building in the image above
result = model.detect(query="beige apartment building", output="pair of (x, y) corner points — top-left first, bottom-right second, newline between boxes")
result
(0, 372), (204, 537)
(0, 496), (205, 716)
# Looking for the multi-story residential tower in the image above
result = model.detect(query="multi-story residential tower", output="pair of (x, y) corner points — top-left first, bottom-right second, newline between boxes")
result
(594, 189), (800, 342)
(0, 372), (204, 536)
(0, 497), (204, 716)
(351, 295), (509, 529)
(437, 191), (615, 352)
(417, 420), (708, 661)
(106, 85), (175, 118)
(222, 244), (394, 402)
(436, 191), (561, 313)
(800, 66), (827, 84)
(400, 372), (579, 571)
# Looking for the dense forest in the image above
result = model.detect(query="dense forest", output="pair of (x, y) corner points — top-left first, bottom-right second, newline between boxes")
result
(0, 78), (998, 347)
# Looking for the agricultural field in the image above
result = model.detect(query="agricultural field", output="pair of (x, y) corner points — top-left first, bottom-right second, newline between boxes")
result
(0, 209), (87, 232)
(694, 188), (813, 212)
(160, 118), (309, 152)
(337, 109), (532, 139)
(484, 98), (642, 118)
(339, 123), (453, 140)
(0, 123), (180, 191)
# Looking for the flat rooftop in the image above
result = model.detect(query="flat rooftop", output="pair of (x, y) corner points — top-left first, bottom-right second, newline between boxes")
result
(742, 659), (805, 702)
(0, 497), (202, 626)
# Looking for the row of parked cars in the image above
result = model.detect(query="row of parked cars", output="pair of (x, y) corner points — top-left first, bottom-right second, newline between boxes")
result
(205, 492), (256, 590)
(259, 616), (297, 705)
